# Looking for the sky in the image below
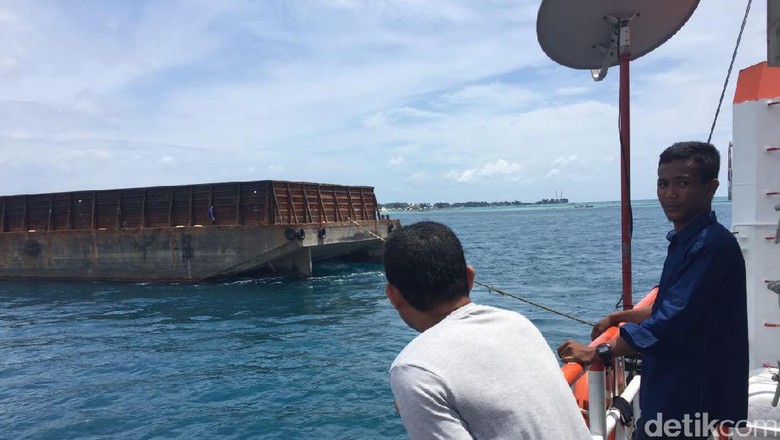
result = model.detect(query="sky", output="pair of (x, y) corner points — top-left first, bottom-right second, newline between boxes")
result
(0, 0), (769, 204)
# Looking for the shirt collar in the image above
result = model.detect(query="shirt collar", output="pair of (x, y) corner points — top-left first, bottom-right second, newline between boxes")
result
(666, 211), (717, 244)
(442, 302), (477, 322)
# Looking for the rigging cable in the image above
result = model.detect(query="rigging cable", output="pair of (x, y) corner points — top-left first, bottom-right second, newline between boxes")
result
(707, 0), (753, 143)
(474, 281), (596, 327)
(348, 218), (596, 328)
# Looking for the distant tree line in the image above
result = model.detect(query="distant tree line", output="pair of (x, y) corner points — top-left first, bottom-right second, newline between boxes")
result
(379, 200), (535, 211)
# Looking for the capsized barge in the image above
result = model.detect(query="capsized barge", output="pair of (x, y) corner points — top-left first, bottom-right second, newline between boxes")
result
(0, 180), (400, 282)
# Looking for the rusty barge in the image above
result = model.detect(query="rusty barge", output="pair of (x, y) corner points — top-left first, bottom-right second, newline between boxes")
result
(0, 180), (399, 282)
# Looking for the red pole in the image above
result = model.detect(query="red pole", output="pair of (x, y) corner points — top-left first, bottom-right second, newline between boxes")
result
(619, 49), (633, 311)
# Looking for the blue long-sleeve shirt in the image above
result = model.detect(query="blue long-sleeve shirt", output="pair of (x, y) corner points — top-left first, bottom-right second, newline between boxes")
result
(620, 211), (748, 437)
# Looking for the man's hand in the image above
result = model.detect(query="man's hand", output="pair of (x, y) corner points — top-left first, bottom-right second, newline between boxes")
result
(591, 316), (612, 340)
(590, 306), (653, 341)
(557, 340), (597, 366)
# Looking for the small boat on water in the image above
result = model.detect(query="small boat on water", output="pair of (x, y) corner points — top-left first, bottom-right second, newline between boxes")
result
(0, 180), (399, 282)
(537, 0), (780, 438)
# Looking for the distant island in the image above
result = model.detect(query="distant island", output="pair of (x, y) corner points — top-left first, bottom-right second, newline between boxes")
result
(380, 198), (570, 212)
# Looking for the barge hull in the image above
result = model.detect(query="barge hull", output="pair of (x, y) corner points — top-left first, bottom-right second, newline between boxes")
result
(0, 180), (398, 282)
(0, 221), (397, 282)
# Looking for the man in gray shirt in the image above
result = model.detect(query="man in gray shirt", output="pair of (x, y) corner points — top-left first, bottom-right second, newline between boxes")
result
(384, 221), (591, 439)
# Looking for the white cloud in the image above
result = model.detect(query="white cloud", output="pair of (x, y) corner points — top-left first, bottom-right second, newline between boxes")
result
(362, 113), (387, 129)
(389, 155), (404, 165)
(555, 86), (590, 96)
(552, 155), (580, 167)
(407, 171), (427, 185)
(438, 83), (540, 111)
(362, 107), (440, 129)
(446, 159), (524, 183)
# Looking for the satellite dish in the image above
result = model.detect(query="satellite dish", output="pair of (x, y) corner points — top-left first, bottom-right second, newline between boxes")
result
(537, 0), (700, 70)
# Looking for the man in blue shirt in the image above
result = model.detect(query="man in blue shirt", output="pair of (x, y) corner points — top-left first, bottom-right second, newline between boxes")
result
(558, 142), (748, 439)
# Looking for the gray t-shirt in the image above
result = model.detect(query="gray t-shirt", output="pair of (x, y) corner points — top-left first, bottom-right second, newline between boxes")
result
(390, 303), (591, 439)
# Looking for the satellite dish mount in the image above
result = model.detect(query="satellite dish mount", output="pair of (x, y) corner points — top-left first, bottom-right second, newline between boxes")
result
(591, 14), (636, 82)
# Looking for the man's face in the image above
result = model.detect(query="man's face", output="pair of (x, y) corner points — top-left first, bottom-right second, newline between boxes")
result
(657, 159), (718, 232)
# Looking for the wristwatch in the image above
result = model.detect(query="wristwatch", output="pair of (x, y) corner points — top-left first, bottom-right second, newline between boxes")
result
(596, 343), (613, 367)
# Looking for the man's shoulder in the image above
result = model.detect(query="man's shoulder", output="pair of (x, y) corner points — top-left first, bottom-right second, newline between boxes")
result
(681, 220), (745, 277)
(695, 219), (740, 252)
(468, 302), (529, 319)
(707, 218), (733, 236)
(456, 303), (539, 333)
(390, 330), (444, 374)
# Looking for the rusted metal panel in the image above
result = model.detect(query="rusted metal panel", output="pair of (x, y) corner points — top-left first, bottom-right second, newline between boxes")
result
(4, 196), (25, 232)
(21, 196), (28, 231)
(284, 182), (298, 223)
(140, 189), (147, 228)
(237, 182), (267, 226)
(331, 186), (343, 221)
(91, 191), (96, 229)
(346, 188), (357, 220)
(0, 198), (5, 232)
(301, 183), (313, 223)
(67, 193), (73, 229)
(235, 183), (242, 225)
(316, 185), (328, 223)
(0, 180), (382, 233)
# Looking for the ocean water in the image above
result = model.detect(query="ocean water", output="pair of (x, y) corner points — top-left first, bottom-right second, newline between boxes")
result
(0, 200), (732, 439)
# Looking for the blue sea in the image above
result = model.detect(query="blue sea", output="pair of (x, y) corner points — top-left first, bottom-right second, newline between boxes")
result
(0, 200), (732, 439)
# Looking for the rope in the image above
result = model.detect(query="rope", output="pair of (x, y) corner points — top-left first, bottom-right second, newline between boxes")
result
(474, 281), (595, 327)
(347, 217), (384, 241)
(350, 218), (595, 327)
(707, 0), (752, 143)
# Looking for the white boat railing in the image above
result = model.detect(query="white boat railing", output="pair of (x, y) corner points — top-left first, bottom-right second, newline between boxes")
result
(588, 364), (641, 440)
(605, 375), (641, 439)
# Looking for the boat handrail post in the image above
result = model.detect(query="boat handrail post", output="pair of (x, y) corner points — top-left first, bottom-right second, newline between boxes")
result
(588, 365), (608, 437)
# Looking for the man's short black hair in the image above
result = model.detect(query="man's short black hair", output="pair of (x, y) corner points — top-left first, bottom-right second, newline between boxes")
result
(658, 141), (720, 182)
(383, 221), (469, 312)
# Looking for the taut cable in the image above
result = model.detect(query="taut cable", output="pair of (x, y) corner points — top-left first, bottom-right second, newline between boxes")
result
(474, 281), (596, 327)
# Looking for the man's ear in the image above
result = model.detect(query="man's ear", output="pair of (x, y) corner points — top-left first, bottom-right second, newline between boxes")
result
(466, 265), (476, 292)
(706, 178), (720, 199)
(386, 283), (404, 310)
